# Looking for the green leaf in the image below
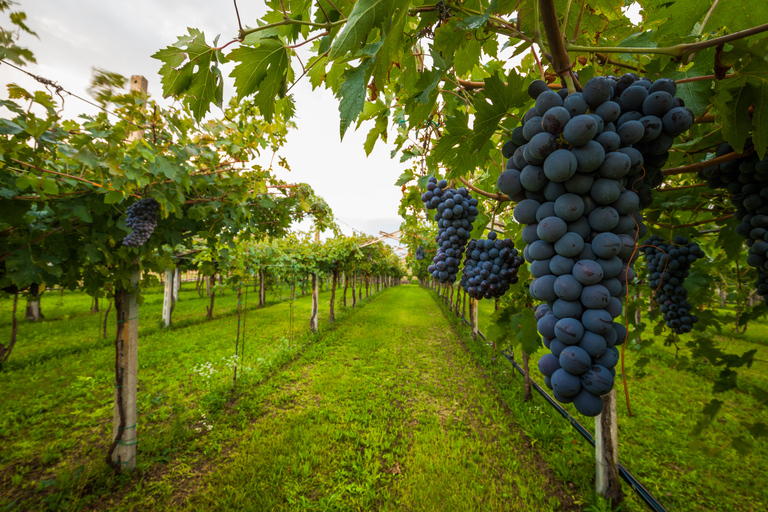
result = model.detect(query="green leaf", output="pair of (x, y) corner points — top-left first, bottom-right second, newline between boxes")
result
(395, 171), (414, 186)
(228, 38), (290, 122)
(71, 204), (93, 223)
(0, 119), (23, 135)
(469, 71), (527, 151)
(39, 178), (58, 195)
(328, 0), (403, 60)
(336, 61), (372, 139)
(152, 156), (177, 180)
(104, 190), (123, 204)
(73, 148), (100, 169)
(510, 310), (540, 355)
(152, 28), (222, 120)
(363, 114), (388, 155)
(370, 1), (409, 88)
(644, 0), (712, 44)
(712, 70), (768, 157)
(671, 48), (715, 117)
(458, 0), (498, 30)
(14, 176), (34, 191)
(717, 217), (744, 260)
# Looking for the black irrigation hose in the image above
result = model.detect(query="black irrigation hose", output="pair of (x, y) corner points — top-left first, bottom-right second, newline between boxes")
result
(453, 298), (669, 512)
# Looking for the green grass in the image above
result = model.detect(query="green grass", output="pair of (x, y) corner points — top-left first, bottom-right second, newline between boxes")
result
(0, 280), (367, 511)
(2, 283), (766, 511)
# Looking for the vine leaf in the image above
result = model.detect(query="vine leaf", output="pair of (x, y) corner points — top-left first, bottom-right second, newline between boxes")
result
(643, 0), (712, 44)
(335, 61), (372, 139)
(712, 60), (768, 158)
(458, 0), (498, 30)
(229, 38), (290, 123)
(328, 0), (406, 60)
(469, 71), (527, 151)
(152, 29), (224, 120)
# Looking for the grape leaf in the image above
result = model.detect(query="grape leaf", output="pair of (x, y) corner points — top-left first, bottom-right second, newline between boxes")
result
(335, 61), (372, 139)
(458, 0), (498, 30)
(643, 0), (711, 43)
(370, 0), (409, 88)
(328, 0), (405, 60)
(712, 64), (768, 158)
(711, 0), (768, 32)
(152, 29), (222, 120)
(228, 38), (290, 123)
(671, 48), (715, 117)
(469, 71), (527, 151)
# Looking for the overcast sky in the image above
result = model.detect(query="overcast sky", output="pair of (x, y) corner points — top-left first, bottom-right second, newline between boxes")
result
(1, 1), (407, 246)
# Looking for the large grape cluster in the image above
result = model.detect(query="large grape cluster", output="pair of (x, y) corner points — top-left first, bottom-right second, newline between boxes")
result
(460, 231), (524, 300)
(496, 75), (693, 416)
(641, 235), (705, 334)
(422, 177), (478, 283)
(701, 144), (768, 303)
(122, 198), (160, 247)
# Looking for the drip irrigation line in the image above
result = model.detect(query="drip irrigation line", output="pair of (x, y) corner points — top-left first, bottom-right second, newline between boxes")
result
(448, 288), (668, 512)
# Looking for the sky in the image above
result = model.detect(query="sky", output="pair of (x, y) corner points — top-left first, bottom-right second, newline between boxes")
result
(1, 1), (407, 247)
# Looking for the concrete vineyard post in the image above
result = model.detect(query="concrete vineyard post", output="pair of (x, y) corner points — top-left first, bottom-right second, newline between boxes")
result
(162, 269), (173, 327)
(596, 389), (623, 505)
(330, 269), (337, 324)
(173, 267), (180, 302)
(310, 273), (319, 333)
(471, 298), (479, 340)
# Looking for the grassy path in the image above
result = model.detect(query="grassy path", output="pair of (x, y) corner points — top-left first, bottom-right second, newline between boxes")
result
(134, 285), (577, 511)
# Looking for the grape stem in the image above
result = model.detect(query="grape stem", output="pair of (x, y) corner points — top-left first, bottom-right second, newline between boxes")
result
(457, 176), (508, 202)
(662, 150), (752, 176)
(565, 22), (768, 58)
(539, 0), (575, 88)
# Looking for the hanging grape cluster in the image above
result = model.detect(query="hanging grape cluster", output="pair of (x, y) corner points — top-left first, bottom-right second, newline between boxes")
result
(460, 231), (524, 299)
(122, 198), (160, 247)
(422, 178), (478, 283)
(642, 235), (705, 333)
(415, 246), (425, 260)
(496, 75), (693, 416)
(701, 144), (768, 304)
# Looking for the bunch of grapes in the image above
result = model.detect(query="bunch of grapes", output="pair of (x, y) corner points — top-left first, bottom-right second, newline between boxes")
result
(422, 177), (479, 283)
(460, 231), (524, 300)
(701, 144), (768, 303)
(641, 235), (705, 334)
(122, 198), (160, 247)
(495, 75), (693, 416)
(415, 246), (425, 261)
(498, 73), (693, 211)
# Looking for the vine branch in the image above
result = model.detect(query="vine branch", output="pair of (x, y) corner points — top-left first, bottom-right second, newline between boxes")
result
(663, 150), (751, 176)
(565, 22), (768, 58)
(457, 177), (508, 202)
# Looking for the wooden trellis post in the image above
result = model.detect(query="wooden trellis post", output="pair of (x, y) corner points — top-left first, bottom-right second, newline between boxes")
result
(110, 75), (147, 472)
(596, 390), (623, 504)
